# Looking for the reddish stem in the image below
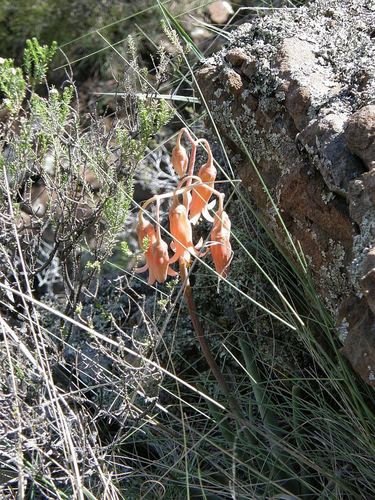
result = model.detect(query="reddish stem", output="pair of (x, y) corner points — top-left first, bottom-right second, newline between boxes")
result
(179, 258), (242, 418)
(187, 141), (197, 182)
(179, 127), (196, 146)
(155, 197), (161, 242)
(196, 138), (213, 167)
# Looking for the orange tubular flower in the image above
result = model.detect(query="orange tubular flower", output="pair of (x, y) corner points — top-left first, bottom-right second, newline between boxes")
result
(209, 209), (232, 278)
(135, 210), (177, 284)
(135, 212), (157, 273)
(189, 140), (216, 224)
(148, 237), (177, 285)
(189, 160), (217, 224)
(136, 212), (156, 250)
(169, 202), (196, 264)
(171, 134), (188, 178)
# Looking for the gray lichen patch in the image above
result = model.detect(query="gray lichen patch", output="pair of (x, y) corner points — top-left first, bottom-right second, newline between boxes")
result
(318, 239), (352, 313)
(351, 210), (375, 287)
(337, 317), (349, 344)
(227, 0), (375, 107)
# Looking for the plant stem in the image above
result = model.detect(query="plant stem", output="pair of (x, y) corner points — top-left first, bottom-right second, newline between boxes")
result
(179, 259), (242, 419)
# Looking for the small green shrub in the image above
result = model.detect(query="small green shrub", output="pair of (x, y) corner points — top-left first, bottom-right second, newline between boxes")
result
(1, 37), (173, 309)
(0, 57), (26, 113)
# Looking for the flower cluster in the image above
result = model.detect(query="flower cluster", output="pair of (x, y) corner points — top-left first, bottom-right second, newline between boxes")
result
(135, 128), (232, 285)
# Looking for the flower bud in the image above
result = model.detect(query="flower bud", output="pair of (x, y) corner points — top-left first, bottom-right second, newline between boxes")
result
(209, 210), (232, 278)
(171, 143), (188, 178)
(169, 203), (194, 262)
(148, 238), (170, 283)
(190, 158), (217, 223)
(137, 213), (156, 251)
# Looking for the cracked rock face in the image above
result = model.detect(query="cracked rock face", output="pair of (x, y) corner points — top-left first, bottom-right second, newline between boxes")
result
(196, 0), (375, 385)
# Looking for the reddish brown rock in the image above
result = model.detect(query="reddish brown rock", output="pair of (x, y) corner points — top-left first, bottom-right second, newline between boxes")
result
(345, 105), (375, 171)
(196, 0), (375, 385)
(225, 48), (248, 67)
(226, 69), (244, 96)
(339, 297), (375, 387)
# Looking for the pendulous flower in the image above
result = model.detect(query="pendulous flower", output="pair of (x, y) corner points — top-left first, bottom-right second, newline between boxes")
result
(169, 202), (197, 264)
(209, 209), (232, 278)
(171, 135), (188, 178)
(189, 142), (216, 224)
(148, 237), (177, 284)
(135, 211), (177, 284)
(136, 212), (156, 250)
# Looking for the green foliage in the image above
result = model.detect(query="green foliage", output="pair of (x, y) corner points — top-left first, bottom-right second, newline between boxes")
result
(0, 57), (26, 113)
(117, 98), (173, 164)
(0, 37), (173, 317)
(0, 0), (177, 80)
(141, 234), (151, 252)
(23, 37), (57, 86)
(85, 260), (101, 272)
(138, 98), (174, 149)
(0, 0), (105, 60)
(120, 240), (132, 257)
(102, 178), (134, 250)
(29, 86), (74, 153)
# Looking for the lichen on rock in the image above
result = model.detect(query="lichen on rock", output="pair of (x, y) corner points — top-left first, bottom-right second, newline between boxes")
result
(196, 0), (375, 385)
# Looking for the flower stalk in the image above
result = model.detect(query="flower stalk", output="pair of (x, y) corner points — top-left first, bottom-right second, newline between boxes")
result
(179, 258), (242, 417)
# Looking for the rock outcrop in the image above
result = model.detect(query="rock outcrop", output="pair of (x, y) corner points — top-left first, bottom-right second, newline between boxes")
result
(196, 0), (375, 384)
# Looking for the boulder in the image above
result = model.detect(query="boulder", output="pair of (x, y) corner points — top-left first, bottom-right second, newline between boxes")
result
(196, 0), (375, 385)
